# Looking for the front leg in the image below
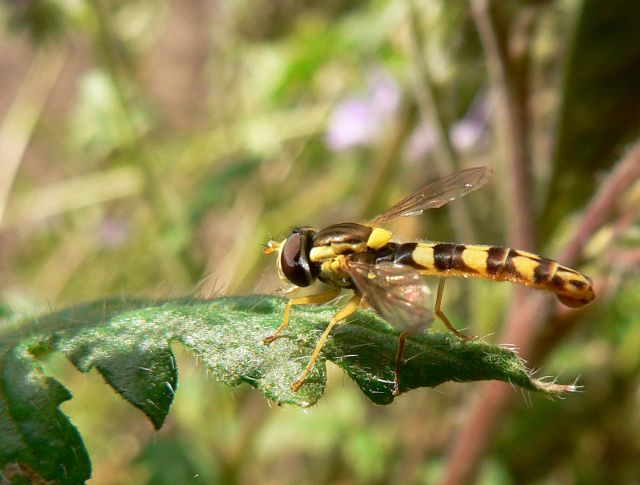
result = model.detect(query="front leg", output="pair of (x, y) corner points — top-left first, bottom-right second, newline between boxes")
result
(291, 293), (362, 391)
(263, 288), (340, 344)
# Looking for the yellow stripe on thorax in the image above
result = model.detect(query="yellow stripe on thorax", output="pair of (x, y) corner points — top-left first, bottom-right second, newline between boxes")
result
(310, 242), (367, 263)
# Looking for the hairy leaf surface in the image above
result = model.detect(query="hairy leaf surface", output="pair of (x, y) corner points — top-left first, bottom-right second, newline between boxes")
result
(0, 295), (575, 483)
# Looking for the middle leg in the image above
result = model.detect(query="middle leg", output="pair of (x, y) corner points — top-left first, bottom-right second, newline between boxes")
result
(393, 331), (409, 396)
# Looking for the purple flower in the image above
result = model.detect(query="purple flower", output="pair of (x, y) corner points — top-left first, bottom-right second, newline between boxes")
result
(99, 218), (130, 248)
(326, 70), (401, 151)
(369, 70), (401, 117)
(326, 98), (379, 151)
(405, 121), (437, 163)
(405, 93), (490, 161)
(450, 94), (490, 151)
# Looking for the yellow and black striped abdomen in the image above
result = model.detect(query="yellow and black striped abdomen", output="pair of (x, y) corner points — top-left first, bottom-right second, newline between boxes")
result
(397, 242), (594, 308)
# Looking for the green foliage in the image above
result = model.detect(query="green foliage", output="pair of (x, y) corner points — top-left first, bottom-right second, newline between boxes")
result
(0, 295), (572, 482)
(0, 346), (90, 483)
(5, 0), (70, 42)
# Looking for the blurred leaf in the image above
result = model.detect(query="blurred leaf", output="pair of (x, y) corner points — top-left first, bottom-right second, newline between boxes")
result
(234, 0), (365, 41)
(189, 157), (262, 224)
(4, 0), (69, 42)
(134, 436), (211, 485)
(270, 3), (400, 102)
(0, 302), (13, 322)
(271, 22), (349, 102)
(71, 70), (151, 161)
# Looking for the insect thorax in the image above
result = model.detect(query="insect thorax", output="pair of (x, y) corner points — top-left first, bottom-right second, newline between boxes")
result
(312, 222), (373, 247)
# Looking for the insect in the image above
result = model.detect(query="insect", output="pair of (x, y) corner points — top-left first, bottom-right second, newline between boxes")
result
(263, 167), (594, 395)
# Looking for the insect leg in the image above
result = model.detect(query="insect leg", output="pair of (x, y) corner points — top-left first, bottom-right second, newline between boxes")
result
(263, 288), (340, 344)
(291, 293), (362, 391)
(434, 278), (475, 340)
(359, 298), (371, 310)
(393, 331), (409, 396)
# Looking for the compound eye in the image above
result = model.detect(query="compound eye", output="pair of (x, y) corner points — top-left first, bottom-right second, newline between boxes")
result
(281, 232), (313, 287)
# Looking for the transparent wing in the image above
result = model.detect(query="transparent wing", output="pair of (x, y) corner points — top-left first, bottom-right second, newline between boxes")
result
(368, 166), (493, 225)
(347, 260), (435, 334)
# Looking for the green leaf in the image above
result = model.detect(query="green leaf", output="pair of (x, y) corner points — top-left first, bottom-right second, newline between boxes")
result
(0, 345), (90, 483)
(0, 295), (576, 482)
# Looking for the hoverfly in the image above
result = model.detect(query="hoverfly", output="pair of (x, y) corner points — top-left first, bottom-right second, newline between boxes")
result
(263, 167), (594, 395)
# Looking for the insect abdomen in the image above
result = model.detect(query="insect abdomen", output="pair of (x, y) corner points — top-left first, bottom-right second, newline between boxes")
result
(397, 242), (594, 308)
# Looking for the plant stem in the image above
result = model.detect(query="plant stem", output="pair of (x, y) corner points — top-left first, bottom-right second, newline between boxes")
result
(558, 145), (640, 264)
(355, 99), (417, 219)
(406, 0), (476, 243)
(470, 0), (537, 251)
(0, 47), (66, 226)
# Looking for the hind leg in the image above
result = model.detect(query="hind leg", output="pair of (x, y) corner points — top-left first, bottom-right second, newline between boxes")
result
(434, 278), (475, 340)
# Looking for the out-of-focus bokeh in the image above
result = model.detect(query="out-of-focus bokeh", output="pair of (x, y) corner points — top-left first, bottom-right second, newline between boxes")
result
(1, 0), (639, 483)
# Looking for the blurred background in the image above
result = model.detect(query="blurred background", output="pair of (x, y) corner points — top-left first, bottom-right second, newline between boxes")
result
(1, 0), (640, 483)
